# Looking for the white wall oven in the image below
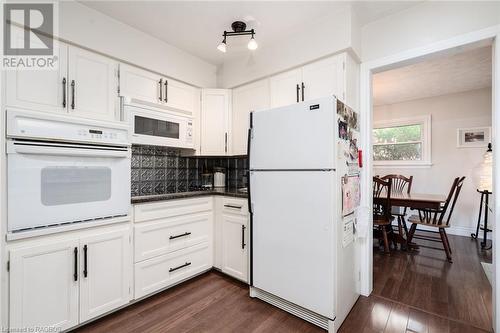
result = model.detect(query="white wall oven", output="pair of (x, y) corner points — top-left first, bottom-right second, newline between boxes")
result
(6, 110), (131, 232)
(125, 103), (194, 148)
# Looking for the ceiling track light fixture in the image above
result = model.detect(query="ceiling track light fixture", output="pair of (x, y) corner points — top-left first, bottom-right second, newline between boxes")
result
(217, 21), (258, 53)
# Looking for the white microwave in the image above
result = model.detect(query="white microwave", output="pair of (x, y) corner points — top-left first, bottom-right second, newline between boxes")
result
(125, 103), (194, 149)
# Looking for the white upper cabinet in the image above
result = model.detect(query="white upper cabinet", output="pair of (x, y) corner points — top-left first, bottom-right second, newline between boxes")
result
(270, 68), (302, 108)
(68, 47), (119, 121)
(232, 79), (270, 155)
(165, 78), (197, 114)
(269, 53), (348, 108)
(5, 27), (69, 113)
(301, 55), (345, 102)
(119, 64), (198, 116)
(5, 32), (119, 122)
(79, 227), (131, 322)
(201, 89), (232, 155)
(119, 64), (162, 105)
(9, 239), (79, 331)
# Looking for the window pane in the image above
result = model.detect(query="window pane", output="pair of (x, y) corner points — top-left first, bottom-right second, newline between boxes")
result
(373, 143), (422, 161)
(373, 124), (422, 144)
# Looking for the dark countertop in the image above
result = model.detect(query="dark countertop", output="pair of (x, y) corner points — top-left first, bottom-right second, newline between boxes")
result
(131, 188), (248, 204)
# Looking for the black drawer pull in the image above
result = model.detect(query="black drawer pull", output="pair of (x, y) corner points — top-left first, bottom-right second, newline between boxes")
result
(224, 204), (242, 210)
(169, 262), (191, 273)
(169, 232), (191, 240)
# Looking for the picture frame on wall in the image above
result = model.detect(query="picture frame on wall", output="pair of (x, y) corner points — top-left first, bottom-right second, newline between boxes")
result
(457, 126), (491, 148)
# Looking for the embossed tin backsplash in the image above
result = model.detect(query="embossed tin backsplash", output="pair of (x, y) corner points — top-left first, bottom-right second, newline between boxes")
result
(131, 145), (248, 197)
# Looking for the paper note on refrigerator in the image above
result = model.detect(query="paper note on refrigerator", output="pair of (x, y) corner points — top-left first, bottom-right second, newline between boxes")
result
(342, 175), (361, 217)
(343, 216), (355, 247)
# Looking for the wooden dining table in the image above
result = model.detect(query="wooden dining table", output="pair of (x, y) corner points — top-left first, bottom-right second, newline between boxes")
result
(373, 191), (448, 249)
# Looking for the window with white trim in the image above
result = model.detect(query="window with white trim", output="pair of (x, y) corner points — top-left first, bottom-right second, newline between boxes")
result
(373, 115), (432, 167)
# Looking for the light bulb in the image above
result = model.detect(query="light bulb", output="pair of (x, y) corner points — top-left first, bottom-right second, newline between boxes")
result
(247, 37), (258, 50)
(217, 41), (227, 53)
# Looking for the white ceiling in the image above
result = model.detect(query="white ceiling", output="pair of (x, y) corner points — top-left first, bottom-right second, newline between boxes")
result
(372, 46), (492, 106)
(80, 1), (422, 66)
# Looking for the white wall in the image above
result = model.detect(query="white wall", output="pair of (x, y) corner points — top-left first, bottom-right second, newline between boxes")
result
(373, 88), (492, 235)
(59, 1), (216, 87)
(218, 5), (359, 88)
(361, 1), (500, 62)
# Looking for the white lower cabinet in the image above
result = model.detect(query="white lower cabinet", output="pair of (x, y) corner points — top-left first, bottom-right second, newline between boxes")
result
(8, 225), (132, 331)
(79, 228), (132, 322)
(215, 197), (250, 283)
(134, 242), (212, 299)
(9, 239), (79, 331)
(221, 214), (249, 282)
(133, 197), (213, 299)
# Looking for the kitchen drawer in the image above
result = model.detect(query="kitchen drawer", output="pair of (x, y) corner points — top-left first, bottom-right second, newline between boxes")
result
(134, 197), (212, 223)
(222, 197), (248, 216)
(134, 242), (212, 299)
(134, 212), (212, 262)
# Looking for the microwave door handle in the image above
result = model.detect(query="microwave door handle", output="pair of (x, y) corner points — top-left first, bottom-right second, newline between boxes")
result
(9, 143), (130, 158)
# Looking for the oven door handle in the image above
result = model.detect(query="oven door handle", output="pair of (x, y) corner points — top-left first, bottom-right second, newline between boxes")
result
(8, 142), (130, 158)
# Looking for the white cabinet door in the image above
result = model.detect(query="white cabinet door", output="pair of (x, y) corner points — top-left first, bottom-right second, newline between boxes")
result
(9, 239), (79, 331)
(269, 68), (302, 108)
(119, 64), (162, 105)
(301, 55), (345, 102)
(221, 214), (248, 282)
(5, 32), (68, 113)
(165, 78), (197, 115)
(232, 79), (270, 155)
(201, 89), (231, 155)
(68, 46), (118, 121)
(79, 227), (131, 322)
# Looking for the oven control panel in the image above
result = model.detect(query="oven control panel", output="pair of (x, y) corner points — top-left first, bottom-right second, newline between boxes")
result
(7, 109), (130, 146)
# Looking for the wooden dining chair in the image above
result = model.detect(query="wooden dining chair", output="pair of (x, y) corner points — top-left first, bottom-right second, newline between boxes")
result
(380, 175), (413, 242)
(406, 176), (466, 263)
(373, 177), (394, 254)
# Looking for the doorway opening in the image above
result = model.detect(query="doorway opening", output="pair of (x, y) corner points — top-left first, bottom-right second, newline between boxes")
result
(357, 31), (498, 332)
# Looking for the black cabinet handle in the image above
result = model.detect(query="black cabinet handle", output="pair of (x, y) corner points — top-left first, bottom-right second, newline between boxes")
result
(83, 244), (88, 278)
(301, 82), (305, 101)
(73, 247), (78, 281)
(159, 78), (163, 101)
(169, 232), (191, 240)
(70, 80), (75, 109)
(169, 262), (191, 273)
(224, 204), (242, 210)
(164, 80), (168, 103)
(241, 225), (246, 249)
(62, 77), (66, 108)
(296, 84), (300, 103)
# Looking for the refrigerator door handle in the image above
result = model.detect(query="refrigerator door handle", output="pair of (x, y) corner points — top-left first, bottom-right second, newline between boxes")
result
(247, 127), (252, 214)
(296, 84), (300, 103)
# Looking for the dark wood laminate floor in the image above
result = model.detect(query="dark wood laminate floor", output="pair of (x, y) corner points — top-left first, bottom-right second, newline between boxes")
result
(372, 234), (492, 332)
(75, 235), (492, 333)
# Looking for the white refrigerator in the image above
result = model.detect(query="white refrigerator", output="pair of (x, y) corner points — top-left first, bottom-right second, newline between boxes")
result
(248, 96), (360, 332)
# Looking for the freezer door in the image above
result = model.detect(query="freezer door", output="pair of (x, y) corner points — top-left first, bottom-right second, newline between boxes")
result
(251, 170), (336, 319)
(250, 97), (336, 170)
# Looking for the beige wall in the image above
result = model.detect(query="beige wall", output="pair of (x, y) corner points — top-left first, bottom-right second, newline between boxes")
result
(374, 88), (492, 234)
